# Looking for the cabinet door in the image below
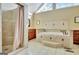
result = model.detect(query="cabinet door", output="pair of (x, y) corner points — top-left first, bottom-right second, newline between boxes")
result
(73, 30), (79, 44)
(28, 29), (36, 40)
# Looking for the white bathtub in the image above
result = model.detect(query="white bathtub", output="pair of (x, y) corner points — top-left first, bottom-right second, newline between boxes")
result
(38, 32), (63, 36)
(37, 32), (70, 48)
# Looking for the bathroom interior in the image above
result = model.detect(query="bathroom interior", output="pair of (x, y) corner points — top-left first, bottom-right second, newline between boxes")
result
(0, 3), (79, 55)
(28, 3), (79, 54)
(1, 3), (24, 54)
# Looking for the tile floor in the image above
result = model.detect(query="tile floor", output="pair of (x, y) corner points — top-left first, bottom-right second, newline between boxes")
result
(15, 39), (79, 55)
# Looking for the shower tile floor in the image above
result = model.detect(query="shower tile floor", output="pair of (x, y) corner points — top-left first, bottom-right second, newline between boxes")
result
(15, 39), (79, 55)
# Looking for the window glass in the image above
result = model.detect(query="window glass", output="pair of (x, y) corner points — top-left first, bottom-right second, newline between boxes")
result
(56, 3), (79, 9)
(36, 3), (53, 13)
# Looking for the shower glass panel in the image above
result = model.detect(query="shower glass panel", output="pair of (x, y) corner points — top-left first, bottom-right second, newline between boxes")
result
(2, 3), (24, 54)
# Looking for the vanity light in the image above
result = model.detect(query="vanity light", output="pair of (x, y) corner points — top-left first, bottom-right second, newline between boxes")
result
(37, 20), (40, 25)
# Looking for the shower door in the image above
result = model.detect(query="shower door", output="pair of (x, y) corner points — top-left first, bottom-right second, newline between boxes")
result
(2, 3), (24, 54)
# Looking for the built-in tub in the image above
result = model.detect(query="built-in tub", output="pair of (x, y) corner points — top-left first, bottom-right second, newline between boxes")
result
(37, 32), (70, 48)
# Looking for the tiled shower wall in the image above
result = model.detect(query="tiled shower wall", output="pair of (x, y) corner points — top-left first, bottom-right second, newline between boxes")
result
(2, 9), (17, 46)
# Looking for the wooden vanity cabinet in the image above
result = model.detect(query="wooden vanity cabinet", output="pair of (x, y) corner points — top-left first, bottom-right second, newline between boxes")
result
(73, 30), (79, 44)
(28, 29), (36, 40)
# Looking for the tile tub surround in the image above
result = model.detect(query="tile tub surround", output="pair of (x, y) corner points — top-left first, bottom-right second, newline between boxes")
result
(41, 40), (63, 48)
(14, 39), (79, 55)
(36, 32), (71, 48)
(36, 29), (74, 49)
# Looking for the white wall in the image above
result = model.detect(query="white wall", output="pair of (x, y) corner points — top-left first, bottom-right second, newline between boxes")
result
(0, 4), (2, 53)
(24, 4), (28, 47)
(33, 6), (79, 30)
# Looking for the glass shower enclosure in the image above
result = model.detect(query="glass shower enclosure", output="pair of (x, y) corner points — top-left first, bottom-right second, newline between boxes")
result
(1, 3), (24, 54)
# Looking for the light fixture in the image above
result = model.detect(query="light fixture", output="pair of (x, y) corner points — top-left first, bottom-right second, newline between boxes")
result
(37, 20), (40, 24)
